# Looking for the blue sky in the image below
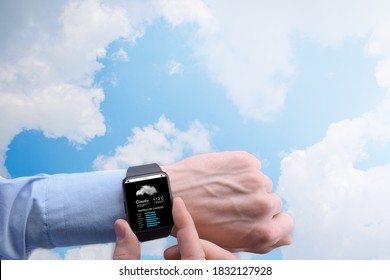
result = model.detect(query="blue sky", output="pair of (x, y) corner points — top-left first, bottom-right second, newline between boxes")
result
(1, 0), (390, 260)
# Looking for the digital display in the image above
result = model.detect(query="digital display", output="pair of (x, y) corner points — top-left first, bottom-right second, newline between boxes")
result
(123, 173), (173, 232)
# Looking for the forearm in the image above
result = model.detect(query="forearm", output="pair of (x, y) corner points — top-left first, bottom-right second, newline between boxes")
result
(0, 170), (126, 259)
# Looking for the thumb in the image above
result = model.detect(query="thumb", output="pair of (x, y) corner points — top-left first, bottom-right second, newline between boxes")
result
(113, 219), (140, 260)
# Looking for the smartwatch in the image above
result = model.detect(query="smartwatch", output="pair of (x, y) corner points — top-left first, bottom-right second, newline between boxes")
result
(122, 163), (174, 242)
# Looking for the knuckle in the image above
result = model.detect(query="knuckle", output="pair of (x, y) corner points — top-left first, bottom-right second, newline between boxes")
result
(244, 173), (263, 190)
(263, 174), (273, 190)
(255, 226), (278, 245)
(243, 193), (283, 221)
(245, 171), (273, 193)
(240, 196), (270, 219)
(256, 195), (275, 212)
(272, 194), (283, 212)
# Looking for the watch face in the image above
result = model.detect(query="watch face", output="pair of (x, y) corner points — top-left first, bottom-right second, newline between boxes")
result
(123, 172), (173, 233)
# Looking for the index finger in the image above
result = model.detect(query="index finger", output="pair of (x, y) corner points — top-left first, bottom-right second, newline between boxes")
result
(173, 197), (206, 260)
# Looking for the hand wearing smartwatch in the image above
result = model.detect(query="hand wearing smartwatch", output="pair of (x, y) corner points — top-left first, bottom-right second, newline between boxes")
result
(122, 163), (173, 242)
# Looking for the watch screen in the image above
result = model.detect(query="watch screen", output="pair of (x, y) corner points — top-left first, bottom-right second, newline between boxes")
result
(123, 173), (173, 232)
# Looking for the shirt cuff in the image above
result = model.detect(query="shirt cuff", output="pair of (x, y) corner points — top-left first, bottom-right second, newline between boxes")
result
(28, 170), (126, 250)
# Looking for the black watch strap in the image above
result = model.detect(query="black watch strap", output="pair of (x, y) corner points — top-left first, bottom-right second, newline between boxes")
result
(126, 163), (161, 177)
(136, 227), (172, 242)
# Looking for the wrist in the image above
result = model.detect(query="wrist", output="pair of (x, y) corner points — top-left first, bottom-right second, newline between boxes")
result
(161, 163), (205, 198)
(161, 164), (182, 197)
(160, 162), (215, 223)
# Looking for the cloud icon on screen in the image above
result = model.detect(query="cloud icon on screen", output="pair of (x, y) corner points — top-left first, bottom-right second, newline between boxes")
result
(136, 185), (158, 196)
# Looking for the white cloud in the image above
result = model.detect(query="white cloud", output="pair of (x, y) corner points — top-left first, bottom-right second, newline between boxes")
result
(141, 238), (173, 258)
(94, 116), (215, 170)
(158, 0), (214, 28)
(65, 243), (115, 260)
(0, 0), (214, 177)
(27, 238), (174, 260)
(0, 83), (106, 177)
(159, 1), (294, 121)
(0, 0), (148, 177)
(27, 239), (173, 260)
(136, 185), (158, 196)
(193, 1), (294, 122)
(28, 248), (62, 260)
(366, 20), (390, 90)
(278, 97), (390, 259)
(29, 243), (116, 260)
(289, 0), (375, 46)
(174, 0), (390, 123)
(276, 4), (390, 260)
(61, 237), (173, 260)
(64, 238), (173, 260)
(0, 84), (105, 142)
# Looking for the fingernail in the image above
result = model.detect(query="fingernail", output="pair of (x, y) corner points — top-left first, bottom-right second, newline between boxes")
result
(115, 221), (125, 241)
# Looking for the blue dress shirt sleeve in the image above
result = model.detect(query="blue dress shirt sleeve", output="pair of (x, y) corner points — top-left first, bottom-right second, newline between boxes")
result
(0, 170), (126, 259)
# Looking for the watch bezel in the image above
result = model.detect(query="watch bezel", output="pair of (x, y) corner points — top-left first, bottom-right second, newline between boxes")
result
(122, 170), (174, 242)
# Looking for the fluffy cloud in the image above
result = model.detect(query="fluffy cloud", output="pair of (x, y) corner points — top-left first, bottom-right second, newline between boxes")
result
(0, 84), (105, 143)
(64, 243), (115, 260)
(28, 248), (62, 260)
(193, 1), (294, 122)
(140, 238), (174, 258)
(181, 0), (390, 123)
(158, 0), (214, 28)
(152, 0), (294, 121)
(28, 239), (174, 260)
(0, 0), (141, 177)
(278, 96), (390, 259)
(29, 243), (114, 260)
(0, 0), (214, 177)
(61, 237), (173, 260)
(136, 185), (159, 196)
(94, 116), (215, 170)
(276, 2), (390, 258)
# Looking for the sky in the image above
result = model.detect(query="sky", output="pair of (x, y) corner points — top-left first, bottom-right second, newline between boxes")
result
(1, 0), (390, 260)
